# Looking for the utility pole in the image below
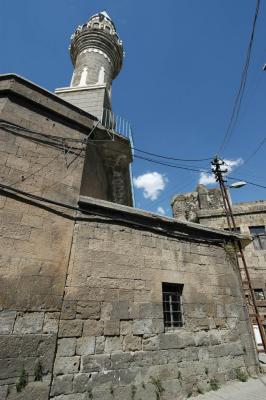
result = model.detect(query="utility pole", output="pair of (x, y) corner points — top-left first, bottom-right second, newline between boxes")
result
(212, 156), (266, 353)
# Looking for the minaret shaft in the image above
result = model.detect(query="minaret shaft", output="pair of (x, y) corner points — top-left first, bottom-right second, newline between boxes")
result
(55, 11), (123, 120)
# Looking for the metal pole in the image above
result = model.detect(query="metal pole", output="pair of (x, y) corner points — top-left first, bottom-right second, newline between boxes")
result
(212, 157), (266, 352)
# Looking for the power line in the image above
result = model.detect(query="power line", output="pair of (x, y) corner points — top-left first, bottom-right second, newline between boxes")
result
(218, 0), (261, 154)
(241, 136), (266, 166)
(228, 175), (266, 190)
(133, 147), (212, 162)
(0, 119), (213, 165)
(134, 154), (210, 174)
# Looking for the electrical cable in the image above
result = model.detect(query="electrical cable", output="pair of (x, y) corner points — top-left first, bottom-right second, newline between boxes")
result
(133, 147), (212, 162)
(0, 181), (236, 245)
(218, 0), (261, 154)
(134, 154), (211, 174)
(0, 119), (213, 164)
(228, 175), (266, 190)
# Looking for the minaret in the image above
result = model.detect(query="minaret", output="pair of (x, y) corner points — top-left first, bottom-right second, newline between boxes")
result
(56, 11), (133, 207)
(55, 11), (124, 120)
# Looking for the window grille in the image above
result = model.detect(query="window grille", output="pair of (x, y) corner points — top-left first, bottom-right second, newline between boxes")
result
(249, 226), (266, 250)
(162, 283), (183, 329)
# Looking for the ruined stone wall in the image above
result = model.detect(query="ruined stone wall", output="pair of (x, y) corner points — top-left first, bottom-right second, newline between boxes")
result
(50, 212), (257, 400)
(198, 204), (266, 328)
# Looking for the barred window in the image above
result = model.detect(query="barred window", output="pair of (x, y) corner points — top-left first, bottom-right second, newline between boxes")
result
(162, 283), (183, 329)
(249, 226), (266, 250)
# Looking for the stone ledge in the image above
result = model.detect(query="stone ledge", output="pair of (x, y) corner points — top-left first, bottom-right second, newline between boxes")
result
(78, 196), (250, 244)
(0, 73), (97, 131)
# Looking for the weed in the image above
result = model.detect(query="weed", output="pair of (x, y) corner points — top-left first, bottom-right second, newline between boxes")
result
(34, 360), (43, 381)
(150, 377), (165, 400)
(131, 384), (137, 399)
(16, 368), (28, 392)
(209, 378), (219, 391)
(110, 384), (114, 396)
(235, 368), (248, 382)
(224, 243), (237, 260)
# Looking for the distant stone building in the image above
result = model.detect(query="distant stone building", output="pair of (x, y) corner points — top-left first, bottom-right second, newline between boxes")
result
(172, 185), (266, 349)
(0, 11), (261, 400)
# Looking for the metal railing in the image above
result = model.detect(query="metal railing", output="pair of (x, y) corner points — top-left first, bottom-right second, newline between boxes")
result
(101, 108), (132, 138)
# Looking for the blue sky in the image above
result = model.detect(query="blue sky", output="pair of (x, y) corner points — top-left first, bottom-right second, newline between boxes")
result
(1, 0), (266, 215)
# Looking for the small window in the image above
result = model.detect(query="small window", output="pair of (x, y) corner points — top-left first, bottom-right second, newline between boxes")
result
(162, 283), (183, 329)
(254, 289), (265, 301)
(105, 26), (111, 32)
(93, 22), (99, 28)
(249, 226), (266, 250)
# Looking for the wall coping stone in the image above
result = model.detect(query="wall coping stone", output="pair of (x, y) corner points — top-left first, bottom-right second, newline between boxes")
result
(0, 73), (97, 131)
(79, 195), (251, 245)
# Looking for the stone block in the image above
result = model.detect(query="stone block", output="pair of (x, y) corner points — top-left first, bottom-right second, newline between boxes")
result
(50, 394), (86, 400)
(58, 320), (83, 338)
(111, 302), (129, 320)
(123, 335), (142, 351)
(51, 374), (73, 396)
(73, 373), (94, 393)
(54, 356), (80, 375)
(105, 336), (123, 353)
(81, 354), (111, 373)
(6, 381), (50, 400)
(0, 385), (8, 399)
(120, 320), (133, 335)
(76, 336), (95, 356)
(143, 336), (159, 351)
(61, 301), (77, 320)
(133, 319), (153, 335)
(76, 301), (100, 319)
(57, 338), (77, 357)
(83, 320), (103, 336)
(13, 312), (44, 334)
(43, 312), (59, 334)
(104, 320), (120, 336)
(159, 332), (195, 350)
(151, 319), (164, 334)
(0, 311), (16, 334)
(95, 336), (105, 354)
(111, 352), (133, 369)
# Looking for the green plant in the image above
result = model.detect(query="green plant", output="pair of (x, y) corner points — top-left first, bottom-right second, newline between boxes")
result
(224, 242), (237, 259)
(16, 368), (28, 392)
(150, 377), (165, 400)
(209, 378), (219, 391)
(131, 384), (137, 399)
(110, 384), (114, 396)
(197, 387), (204, 394)
(34, 360), (43, 381)
(235, 367), (248, 382)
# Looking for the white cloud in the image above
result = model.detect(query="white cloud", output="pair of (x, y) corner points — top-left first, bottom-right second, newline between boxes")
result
(199, 158), (243, 186)
(133, 172), (168, 201)
(157, 206), (166, 215)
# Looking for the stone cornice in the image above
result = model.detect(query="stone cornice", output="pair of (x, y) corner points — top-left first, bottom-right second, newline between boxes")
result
(78, 196), (250, 245)
(0, 74), (97, 132)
